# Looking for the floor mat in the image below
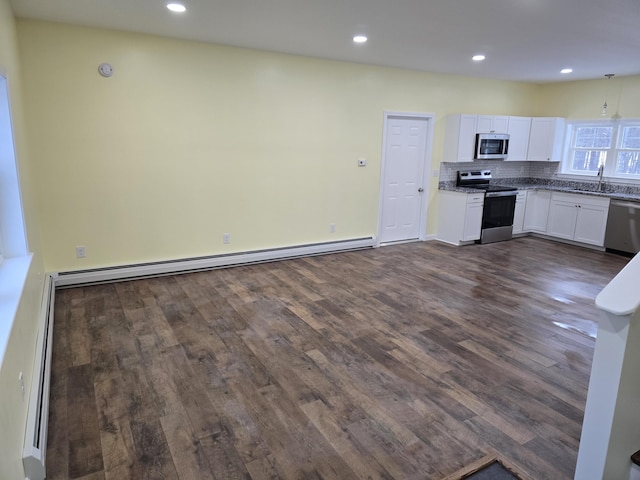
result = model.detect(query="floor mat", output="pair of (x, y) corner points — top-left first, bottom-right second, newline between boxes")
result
(441, 454), (532, 480)
(464, 460), (519, 479)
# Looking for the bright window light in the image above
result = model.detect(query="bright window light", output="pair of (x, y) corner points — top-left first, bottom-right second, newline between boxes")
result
(561, 68), (573, 74)
(353, 35), (368, 44)
(167, 3), (186, 13)
(472, 54), (486, 62)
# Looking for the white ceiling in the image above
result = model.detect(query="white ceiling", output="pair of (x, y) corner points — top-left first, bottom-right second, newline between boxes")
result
(9, 0), (640, 83)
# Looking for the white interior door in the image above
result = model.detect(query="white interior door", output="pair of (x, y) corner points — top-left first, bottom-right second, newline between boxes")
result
(379, 114), (431, 244)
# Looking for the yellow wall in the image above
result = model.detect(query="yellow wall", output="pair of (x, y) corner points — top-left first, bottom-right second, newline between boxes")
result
(537, 75), (640, 119)
(17, 20), (540, 272)
(5, 13), (640, 480)
(0, 1), (45, 480)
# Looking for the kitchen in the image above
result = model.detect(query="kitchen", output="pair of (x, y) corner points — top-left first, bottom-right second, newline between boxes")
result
(437, 114), (640, 254)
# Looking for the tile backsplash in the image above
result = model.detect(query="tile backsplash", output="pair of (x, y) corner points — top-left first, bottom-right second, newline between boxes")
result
(439, 161), (558, 182)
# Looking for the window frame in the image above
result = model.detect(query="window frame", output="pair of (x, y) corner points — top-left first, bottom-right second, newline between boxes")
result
(616, 124), (640, 177)
(562, 119), (640, 182)
(0, 70), (31, 366)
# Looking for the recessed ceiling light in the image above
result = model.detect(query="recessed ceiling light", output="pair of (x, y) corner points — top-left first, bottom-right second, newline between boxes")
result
(560, 68), (573, 74)
(472, 54), (486, 62)
(166, 3), (186, 13)
(353, 35), (368, 44)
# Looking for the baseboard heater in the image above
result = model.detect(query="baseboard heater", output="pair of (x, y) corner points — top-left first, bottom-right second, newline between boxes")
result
(55, 236), (376, 287)
(23, 274), (55, 480)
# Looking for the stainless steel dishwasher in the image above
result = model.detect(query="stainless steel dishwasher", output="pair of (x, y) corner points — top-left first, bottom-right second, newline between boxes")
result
(605, 200), (640, 255)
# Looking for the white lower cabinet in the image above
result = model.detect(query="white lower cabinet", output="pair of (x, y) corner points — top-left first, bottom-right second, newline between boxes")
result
(547, 201), (578, 240)
(438, 188), (612, 248)
(574, 204), (610, 245)
(463, 199), (484, 241)
(523, 190), (551, 233)
(547, 192), (610, 246)
(512, 191), (527, 234)
(438, 191), (484, 245)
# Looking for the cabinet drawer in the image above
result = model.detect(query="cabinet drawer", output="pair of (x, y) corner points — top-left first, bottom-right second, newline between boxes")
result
(467, 194), (485, 204)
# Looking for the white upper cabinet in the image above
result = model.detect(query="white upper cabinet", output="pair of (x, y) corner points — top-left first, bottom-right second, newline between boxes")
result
(477, 115), (510, 134)
(527, 117), (565, 162)
(443, 114), (478, 162)
(506, 116), (532, 162)
(443, 114), (567, 163)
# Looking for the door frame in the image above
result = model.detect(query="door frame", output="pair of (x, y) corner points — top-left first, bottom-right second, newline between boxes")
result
(377, 111), (435, 246)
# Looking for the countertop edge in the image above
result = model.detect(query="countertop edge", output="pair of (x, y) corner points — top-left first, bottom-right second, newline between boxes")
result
(438, 184), (640, 203)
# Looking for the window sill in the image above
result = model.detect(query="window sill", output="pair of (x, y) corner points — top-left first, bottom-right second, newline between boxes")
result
(0, 254), (33, 366)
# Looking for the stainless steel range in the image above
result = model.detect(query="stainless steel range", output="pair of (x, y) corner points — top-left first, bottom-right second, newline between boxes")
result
(457, 170), (518, 244)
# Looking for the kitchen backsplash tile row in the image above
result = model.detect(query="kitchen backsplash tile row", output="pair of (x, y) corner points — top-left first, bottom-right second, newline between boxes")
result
(439, 161), (557, 182)
(528, 162), (560, 179)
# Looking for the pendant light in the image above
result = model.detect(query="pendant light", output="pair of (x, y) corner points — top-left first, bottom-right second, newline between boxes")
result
(601, 74), (615, 117)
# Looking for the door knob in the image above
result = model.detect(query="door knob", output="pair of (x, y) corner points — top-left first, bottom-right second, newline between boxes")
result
(418, 188), (424, 192)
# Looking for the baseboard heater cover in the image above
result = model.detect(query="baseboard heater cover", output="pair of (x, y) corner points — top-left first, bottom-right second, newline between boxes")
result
(55, 237), (376, 287)
(23, 274), (55, 480)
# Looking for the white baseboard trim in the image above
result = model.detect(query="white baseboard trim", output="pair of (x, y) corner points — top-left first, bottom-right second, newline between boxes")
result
(378, 236), (437, 247)
(432, 236), (474, 246)
(54, 237), (376, 287)
(527, 233), (606, 251)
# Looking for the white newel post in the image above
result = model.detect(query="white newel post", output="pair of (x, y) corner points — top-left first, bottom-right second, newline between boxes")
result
(575, 255), (640, 480)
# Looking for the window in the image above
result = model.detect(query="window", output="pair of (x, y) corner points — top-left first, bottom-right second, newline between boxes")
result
(617, 126), (640, 175)
(0, 73), (28, 262)
(0, 72), (31, 366)
(563, 120), (640, 180)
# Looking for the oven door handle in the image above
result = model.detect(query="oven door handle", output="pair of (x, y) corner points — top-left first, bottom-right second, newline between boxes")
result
(485, 191), (518, 198)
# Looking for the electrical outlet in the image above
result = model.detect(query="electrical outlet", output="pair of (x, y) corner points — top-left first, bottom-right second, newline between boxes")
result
(75, 246), (86, 258)
(330, 223), (336, 233)
(18, 372), (25, 400)
(223, 233), (231, 244)
(432, 169), (439, 178)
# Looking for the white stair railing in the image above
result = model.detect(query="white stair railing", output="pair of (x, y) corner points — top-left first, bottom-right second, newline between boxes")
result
(575, 253), (640, 480)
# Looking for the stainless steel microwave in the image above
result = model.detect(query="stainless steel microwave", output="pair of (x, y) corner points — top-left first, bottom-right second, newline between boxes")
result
(474, 133), (509, 160)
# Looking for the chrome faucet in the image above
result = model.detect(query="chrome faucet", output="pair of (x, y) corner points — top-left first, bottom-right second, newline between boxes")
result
(597, 165), (605, 192)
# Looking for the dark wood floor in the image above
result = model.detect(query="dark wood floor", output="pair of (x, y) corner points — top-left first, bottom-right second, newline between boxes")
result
(46, 237), (629, 480)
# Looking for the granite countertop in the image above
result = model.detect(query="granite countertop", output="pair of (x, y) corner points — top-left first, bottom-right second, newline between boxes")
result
(439, 181), (640, 203)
